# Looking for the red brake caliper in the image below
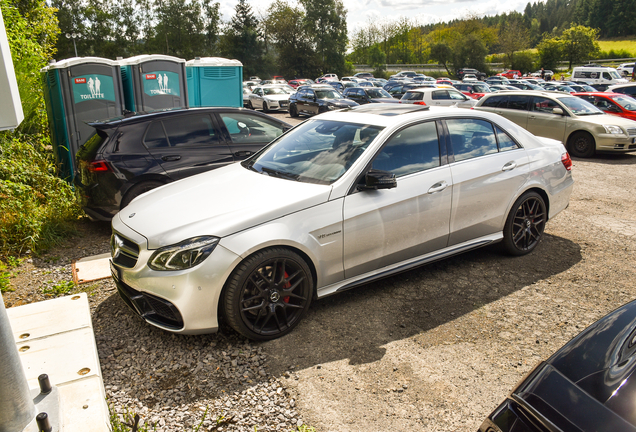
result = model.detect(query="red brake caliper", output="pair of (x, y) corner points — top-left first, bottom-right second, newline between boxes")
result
(283, 271), (291, 303)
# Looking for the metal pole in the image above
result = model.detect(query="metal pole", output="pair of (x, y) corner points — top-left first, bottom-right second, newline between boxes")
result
(72, 38), (77, 57)
(0, 295), (35, 432)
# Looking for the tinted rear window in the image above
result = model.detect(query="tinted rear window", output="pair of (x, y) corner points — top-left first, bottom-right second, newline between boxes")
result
(508, 95), (530, 111)
(480, 95), (507, 108)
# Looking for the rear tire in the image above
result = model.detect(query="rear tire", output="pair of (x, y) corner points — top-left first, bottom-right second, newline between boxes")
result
(502, 191), (546, 256)
(120, 181), (164, 209)
(289, 104), (299, 118)
(263, 102), (269, 113)
(568, 131), (595, 158)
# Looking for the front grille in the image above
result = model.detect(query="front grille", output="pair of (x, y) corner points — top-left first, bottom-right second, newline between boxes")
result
(627, 127), (636, 136)
(111, 232), (139, 268)
(115, 278), (184, 330)
(629, 144), (636, 149)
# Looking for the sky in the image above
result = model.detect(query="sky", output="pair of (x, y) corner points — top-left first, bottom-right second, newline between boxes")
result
(218, 0), (532, 36)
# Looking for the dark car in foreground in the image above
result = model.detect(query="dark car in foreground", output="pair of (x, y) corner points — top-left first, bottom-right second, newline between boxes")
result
(288, 85), (358, 117)
(480, 299), (636, 432)
(75, 108), (291, 220)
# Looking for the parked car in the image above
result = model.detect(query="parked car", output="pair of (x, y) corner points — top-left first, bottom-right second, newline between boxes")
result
(288, 85), (358, 117)
(342, 87), (399, 104)
(462, 74), (478, 82)
(568, 83), (597, 93)
(530, 69), (553, 79)
(573, 92), (636, 121)
(383, 82), (429, 99)
(607, 83), (636, 97)
(353, 72), (374, 79)
(474, 90), (636, 158)
(400, 87), (478, 108)
(489, 84), (518, 92)
(617, 62), (635, 77)
(453, 82), (493, 100)
(479, 299), (636, 432)
(247, 85), (293, 112)
(242, 88), (252, 107)
(74, 108), (292, 221)
(110, 103), (573, 340)
(541, 82), (576, 93)
(389, 70), (418, 79)
(436, 78), (453, 85)
(498, 70), (522, 79)
(457, 68), (487, 80)
(486, 76), (511, 86)
(317, 73), (338, 82)
(288, 79), (313, 89)
(571, 65), (628, 87)
(508, 82), (544, 91)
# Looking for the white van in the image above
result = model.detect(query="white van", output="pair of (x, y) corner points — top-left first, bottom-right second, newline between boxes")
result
(571, 65), (628, 86)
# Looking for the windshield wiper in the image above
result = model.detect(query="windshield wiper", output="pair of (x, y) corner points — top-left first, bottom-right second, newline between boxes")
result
(261, 167), (300, 181)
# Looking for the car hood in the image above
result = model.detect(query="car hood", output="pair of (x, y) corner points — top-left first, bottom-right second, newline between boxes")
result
(545, 299), (636, 417)
(370, 98), (399, 103)
(263, 94), (290, 101)
(324, 99), (358, 107)
(119, 163), (332, 249)
(572, 113), (636, 128)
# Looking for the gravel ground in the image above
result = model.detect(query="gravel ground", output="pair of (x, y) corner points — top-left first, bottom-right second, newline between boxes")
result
(3, 110), (636, 431)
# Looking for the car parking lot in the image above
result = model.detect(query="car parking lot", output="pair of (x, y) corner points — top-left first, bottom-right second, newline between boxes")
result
(5, 111), (636, 431)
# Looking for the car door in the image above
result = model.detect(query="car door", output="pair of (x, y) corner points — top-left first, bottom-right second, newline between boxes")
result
(144, 112), (234, 181)
(444, 118), (529, 246)
(250, 88), (264, 110)
(342, 120), (453, 278)
(526, 96), (568, 142)
(216, 112), (288, 161)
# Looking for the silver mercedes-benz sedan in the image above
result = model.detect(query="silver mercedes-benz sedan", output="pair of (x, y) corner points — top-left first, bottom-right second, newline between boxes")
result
(110, 104), (574, 340)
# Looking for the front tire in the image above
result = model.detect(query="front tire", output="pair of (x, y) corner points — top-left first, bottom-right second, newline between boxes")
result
(502, 192), (546, 256)
(289, 104), (299, 118)
(263, 102), (269, 113)
(568, 131), (595, 158)
(222, 248), (313, 341)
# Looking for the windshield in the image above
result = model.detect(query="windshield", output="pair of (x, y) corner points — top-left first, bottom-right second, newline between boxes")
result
(471, 84), (491, 93)
(559, 96), (604, 115)
(366, 88), (391, 98)
(316, 89), (343, 99)
(610, 71), (621, 79)
(612, 95), (636, 111)
(263, 88), (286, 95)
(243, 120), (384, 184)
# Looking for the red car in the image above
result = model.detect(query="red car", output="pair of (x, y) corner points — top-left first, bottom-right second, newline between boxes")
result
(436, 78), (452, 85)
(288, 79), (313, 89)
(573, 92), (636, 121)
(498, 70), (522, 79)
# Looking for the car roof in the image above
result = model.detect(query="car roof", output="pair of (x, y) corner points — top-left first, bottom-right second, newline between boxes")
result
(87, 107), (289, 129)
(481, 90), (573, 99)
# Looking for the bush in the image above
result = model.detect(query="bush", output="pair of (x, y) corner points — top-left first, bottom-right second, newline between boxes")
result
(596, 49), (634, 59)
(0, 133), (82, 257)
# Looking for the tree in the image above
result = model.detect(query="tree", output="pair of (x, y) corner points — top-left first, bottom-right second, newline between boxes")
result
(300, 0), (348, 77)
(561, 24), (599, 69)
(219, 0), (265, 78)
(368, 45), (386, 76)
(265, 0), (316, 78)
(536, 35), (563, 71)
(498, 17), (530, 67)
(429, 42), (452, 76)
(511, 51), (535, 74)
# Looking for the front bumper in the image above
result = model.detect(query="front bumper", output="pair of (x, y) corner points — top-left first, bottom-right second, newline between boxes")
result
(595, 133), (636, 153)
(265, 99), (289, 111)
(110, 214), (242, 334)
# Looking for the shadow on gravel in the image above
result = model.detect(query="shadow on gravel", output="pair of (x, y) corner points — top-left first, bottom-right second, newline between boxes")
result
(575, 153), (636, 165)
(262, 233), (582, 374)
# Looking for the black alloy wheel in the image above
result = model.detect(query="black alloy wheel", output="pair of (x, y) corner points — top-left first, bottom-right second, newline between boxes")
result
(503, 192), (546, 256)
(222, 248), (313, 340)
(568, 131), (595, 158)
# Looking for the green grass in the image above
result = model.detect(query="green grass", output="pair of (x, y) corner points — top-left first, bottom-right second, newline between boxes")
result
(41, 280), (76, 296)
(598, 40), (636, 57)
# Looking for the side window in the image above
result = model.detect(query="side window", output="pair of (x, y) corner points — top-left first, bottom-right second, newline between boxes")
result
(432, 90), (450, 100)
(371, 122), (440, 177)
(532, 97), (560, 114)
(507, 95), (530, 111)
(602, 72), (612, 80)
(495, 126), (520, 152)
(449, 90), (467, 100)
(446, 118), (498, 162)
(144, 121), (169, 149)
(162, 114), (218, 147)
(219, 113), (285, 144)
(402, 92), (423, 101)
(481, 95), (508, 108)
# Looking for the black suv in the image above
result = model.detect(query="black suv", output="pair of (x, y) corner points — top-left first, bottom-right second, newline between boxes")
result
(457, 68), (487, 80)
(288, 85), (358, 117)
(75, 108), (291, 220)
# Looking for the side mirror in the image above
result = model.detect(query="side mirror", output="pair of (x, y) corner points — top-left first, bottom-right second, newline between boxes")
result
(358, 169), (397, 191)
(552, 107), (564, 115)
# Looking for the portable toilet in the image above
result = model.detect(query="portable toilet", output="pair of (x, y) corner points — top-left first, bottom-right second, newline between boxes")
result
(119, 54), (188, 112)
(41, 57), (125, 180)
(186, 57), (243, 108)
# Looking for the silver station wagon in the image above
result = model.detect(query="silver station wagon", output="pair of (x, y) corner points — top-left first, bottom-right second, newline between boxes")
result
(110, 104), (574, 340)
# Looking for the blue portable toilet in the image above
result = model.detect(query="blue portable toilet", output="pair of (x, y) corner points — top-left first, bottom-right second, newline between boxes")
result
(41, 57), (125, 180)
(119, 54), (188, 112)
(186, 57), (243, 108)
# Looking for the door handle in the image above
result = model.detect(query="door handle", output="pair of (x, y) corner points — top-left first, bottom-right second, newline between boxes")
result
(502, 161), (517, 171)
(162, 155), (181, 162)
(428, 181), (448, 194)
(529, 115), (536, 119)
(235, 151), (252, 157)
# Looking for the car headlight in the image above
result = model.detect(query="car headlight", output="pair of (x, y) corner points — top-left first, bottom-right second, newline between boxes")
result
(603, 125), (625, 135)
(148, 236), (219, 271)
